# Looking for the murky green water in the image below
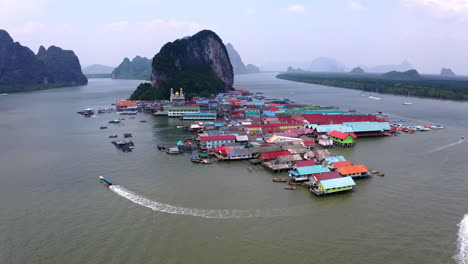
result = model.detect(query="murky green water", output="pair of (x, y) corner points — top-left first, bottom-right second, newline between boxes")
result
(1, 74), (467, 263)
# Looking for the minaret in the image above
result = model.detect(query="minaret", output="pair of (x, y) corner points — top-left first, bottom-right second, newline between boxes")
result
(170, 88), (174, 102)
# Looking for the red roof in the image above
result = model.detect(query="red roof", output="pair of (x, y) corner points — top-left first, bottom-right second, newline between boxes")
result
(328, 130), (357, 140)
(236, 90), (250, 94)
(313, 171), (342, 182)
(303, 140), (316, 146)
(200, 135), (236, 141)
(259, 151), (291, 160)
(338, 164), (369, 175)
(116, 100), (137, 107)
(295, 160), (317, 167)
(332, 161), (352, 168)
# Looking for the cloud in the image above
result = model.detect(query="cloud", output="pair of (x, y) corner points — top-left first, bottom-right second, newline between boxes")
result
(281, 4), (305, 13)
(138, 19), (202, 33)
(350, 1), (366, 11)
(100, 19), (202, 34)
(402, 0), (468, 18)
(11, 21), (74, 34)
(13, 21), (46, 34)
(103, 21), (129, 32)
(244, 8), (256, 16)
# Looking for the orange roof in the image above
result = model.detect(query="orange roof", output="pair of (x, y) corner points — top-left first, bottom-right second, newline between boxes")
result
(116, 100), (137, 107)
(333, 161), (352, 168)
(338, 164), (369, 175)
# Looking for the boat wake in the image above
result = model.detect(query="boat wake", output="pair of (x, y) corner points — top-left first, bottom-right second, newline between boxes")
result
(456, 215), (468, 264)
(430, 139), (464, 153)
(109, 185), (288, 219)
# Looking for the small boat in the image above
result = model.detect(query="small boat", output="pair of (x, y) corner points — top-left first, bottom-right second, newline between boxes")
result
(157, 144), (166, 151)
(402, 102), (413, 105)
(284, 186), (296, 190)
(109, 135), (118, 138)
(166, 147), (182, 154)
(77, 108), (94, 116)
(99, 176), (112, 186)
(371, 170), (384, 176)
(1, 93), (8, 96)
(111, 140), (133, 152)
(100, 126), (108, 129)
(108, 120), (121, 124)
(139, 120), (147, 123)
(176, 125), (185, 128)
(431, 124), (444, 129)
(272, 178), (288, 182)
(369, 96), (381, 100)
(124, 133), (132, 138)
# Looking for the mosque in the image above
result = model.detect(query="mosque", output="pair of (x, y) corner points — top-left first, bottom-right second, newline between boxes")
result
(170, 88), (185, 102)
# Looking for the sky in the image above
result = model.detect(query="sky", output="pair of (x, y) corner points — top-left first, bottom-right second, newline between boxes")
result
(1, 0), (468, 74)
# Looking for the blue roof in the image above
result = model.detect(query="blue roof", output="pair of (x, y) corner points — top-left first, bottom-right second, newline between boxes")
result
(294, 165), (330, 176)
(183, 112), (216, 117)
(314, 125), (355, 133)
(342, 122), (390, 132)
(324, 156), (346, 164)
(320, 177), (356, 189)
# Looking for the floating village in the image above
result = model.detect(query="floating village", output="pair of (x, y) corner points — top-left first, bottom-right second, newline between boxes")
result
(79, 87), (444, 196)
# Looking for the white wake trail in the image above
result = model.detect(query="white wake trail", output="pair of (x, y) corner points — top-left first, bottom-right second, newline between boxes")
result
(109, 185), (283, 219)
(456, 214), (468, 264)
(430, 139), (464, 153)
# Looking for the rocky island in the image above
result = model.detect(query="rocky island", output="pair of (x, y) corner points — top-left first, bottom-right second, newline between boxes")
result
(0, 29), (87, 93)
(440, 68), (456, 77)
(225, 43), (260, 74)
(112, 56), (151, 80)
(130, 30), (234, 100)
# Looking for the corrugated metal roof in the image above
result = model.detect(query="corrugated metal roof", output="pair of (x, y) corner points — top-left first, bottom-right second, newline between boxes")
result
(338, 164), (369, 175)
(320, 177), (356, 189)
(295, 160), (317, 167)
(342, 122), (391, 132)
(295, 165), (330, 176)
(313, 171), (342, 182)
(200, 135), (236, 141)
(315, 125), (355, 133)
(328, 130), (357, 139)
(332, 161), (352, 168)
(324, 156), (346, 164)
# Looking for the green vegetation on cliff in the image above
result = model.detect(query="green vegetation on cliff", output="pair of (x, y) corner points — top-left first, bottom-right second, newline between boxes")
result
(129, 83), (162, 101)
(144, 29), (233, 100)
(276, 72), (468, 100)
(112, 56), (151, 80)
(0, 29), (87, 93)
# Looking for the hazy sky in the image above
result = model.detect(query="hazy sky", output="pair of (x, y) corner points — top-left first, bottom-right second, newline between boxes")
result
(1, 0), (468, 74)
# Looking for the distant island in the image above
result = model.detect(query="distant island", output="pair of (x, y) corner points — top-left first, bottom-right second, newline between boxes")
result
(0, 29), (87, 93)
(441, 68), (456, 77)
(82, 64), (114, 74)
(130, 29), (233, 100)
(83, 64), (114, 78)
(276, 71), (468, 100)
(309, 57), (345, 72)
(112, 56), (151, 80)
(225, 43), (260, 74)
(350, 67), (365, 74)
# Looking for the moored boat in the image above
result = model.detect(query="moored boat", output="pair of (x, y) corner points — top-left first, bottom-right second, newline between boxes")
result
(272, 178), (288, 182)
(284, 186), (296, 190)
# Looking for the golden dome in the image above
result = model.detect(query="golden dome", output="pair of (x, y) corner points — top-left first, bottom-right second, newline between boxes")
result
(175, 92), (180, 96)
